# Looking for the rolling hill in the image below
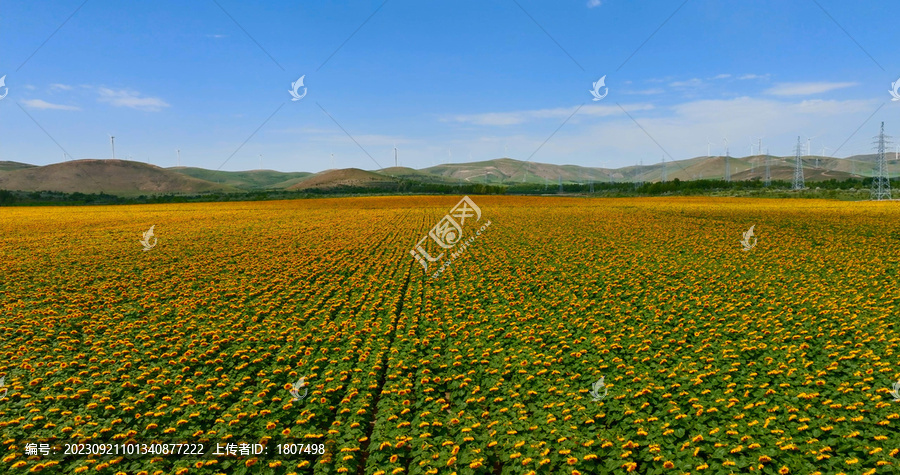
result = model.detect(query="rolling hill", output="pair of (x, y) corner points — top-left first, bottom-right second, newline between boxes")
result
(0, 153), (890, 196)
(170, 167), (312, 190)
(288, 168), (399, 190)
(0, 161), (38, 172)
(0, 160), (238, 196)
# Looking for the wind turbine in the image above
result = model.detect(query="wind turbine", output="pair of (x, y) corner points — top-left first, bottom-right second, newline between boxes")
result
(330, 152), (335, 169)
(177, 149), (181, 167)
(707, 138), (712, 157)
(805, 135), (819, 157)
(109, 134), (116, 159)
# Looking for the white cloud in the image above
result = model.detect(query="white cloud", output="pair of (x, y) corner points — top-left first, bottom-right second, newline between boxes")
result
(207, 34), (227, 39)
(624, 88), (664, 95)
(276, 95), (881, 171)
(587, 0), (602, 7)
(445, 103), (654, 126)
(49, 84), (73, 91)
(445, 96), (878, 168)
(670, 78), (704, 88)
(738, 73), (769, 80)
(671, 96), (870, 123)
(764, 82), (856, 96)
(711, 74), (731, 80)
(97, 88), (170, 111)
(21, 99), (80, 111)
(576, 96), (877, 162)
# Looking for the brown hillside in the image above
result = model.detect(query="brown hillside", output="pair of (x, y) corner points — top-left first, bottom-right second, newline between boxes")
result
(0, 159), (236, 196)
(288, 168), (398, 190)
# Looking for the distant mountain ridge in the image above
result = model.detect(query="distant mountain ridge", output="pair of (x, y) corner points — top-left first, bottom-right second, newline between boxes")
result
(0, 154), (889, 196)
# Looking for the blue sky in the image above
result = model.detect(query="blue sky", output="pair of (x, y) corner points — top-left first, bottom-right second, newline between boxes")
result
(1, 0), (898, 173)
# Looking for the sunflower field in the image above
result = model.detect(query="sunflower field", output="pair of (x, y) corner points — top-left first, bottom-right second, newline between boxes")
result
(0, 196), (898, 474)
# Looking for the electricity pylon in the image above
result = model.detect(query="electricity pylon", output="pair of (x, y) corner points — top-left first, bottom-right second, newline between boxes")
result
(871, 122), (892, 201)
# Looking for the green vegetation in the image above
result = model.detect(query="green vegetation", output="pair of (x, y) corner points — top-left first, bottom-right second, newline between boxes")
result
(0, 177), (893, 206)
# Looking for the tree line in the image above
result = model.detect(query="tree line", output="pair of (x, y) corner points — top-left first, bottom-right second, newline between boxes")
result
(0, 177), (891, 205)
